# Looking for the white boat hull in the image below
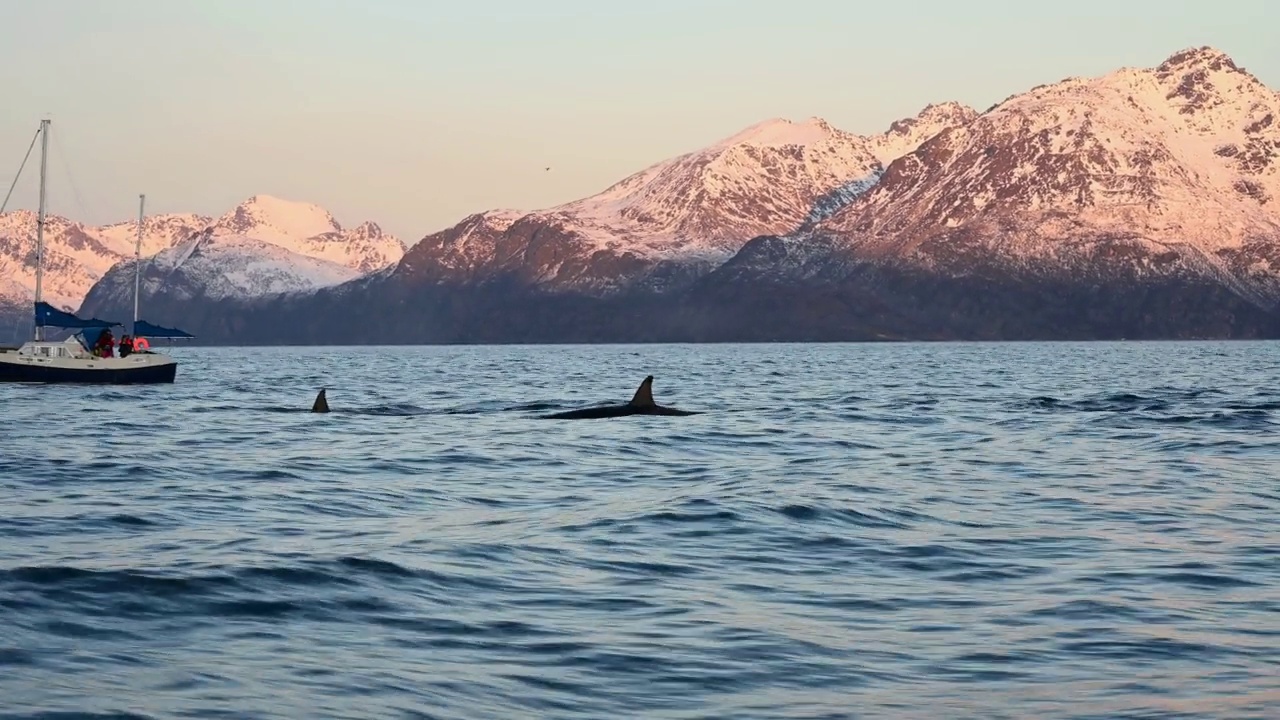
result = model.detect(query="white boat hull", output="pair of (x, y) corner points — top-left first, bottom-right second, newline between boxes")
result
(0, 341), (177, 384)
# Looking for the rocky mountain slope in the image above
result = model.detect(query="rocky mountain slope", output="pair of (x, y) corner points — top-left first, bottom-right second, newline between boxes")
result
(685, 46), (1280, 339)
(394, 105), (977, 294)
(824, 46), (1280, 271)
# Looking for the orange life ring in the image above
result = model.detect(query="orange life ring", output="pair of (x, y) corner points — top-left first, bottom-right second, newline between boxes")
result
(134, 337), (150, 350)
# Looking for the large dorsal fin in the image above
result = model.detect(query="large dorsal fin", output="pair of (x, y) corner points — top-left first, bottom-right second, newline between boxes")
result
(628, 375), (656, 407)
(311, 388), (329, 413)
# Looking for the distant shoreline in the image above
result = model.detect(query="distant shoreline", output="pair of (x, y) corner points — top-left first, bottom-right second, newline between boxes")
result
(64, 337), (1280, 348)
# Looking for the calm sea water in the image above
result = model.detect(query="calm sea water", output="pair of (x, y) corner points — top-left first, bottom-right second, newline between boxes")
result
(2, 342), (1278, 719)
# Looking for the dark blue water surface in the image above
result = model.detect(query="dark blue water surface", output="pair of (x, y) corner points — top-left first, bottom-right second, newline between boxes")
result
(2, 342), (1278, 719)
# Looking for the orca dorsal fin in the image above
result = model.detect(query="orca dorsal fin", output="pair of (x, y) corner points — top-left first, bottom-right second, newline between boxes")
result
(311, 388), (329, 413)
(628, 376), (656, 407)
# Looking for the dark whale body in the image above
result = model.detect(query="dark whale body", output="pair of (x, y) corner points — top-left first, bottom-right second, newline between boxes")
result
(540, 376), (699, 419)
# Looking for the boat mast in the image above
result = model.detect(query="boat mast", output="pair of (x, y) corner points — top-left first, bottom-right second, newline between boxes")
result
(34, 118), (50, 342)
(134, 193), (144, 336)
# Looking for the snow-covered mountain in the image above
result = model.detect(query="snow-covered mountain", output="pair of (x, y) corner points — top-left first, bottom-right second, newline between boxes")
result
(96, 212), (216, 258)
(379, 44), (1280, 342)
(813, 47), (1280, 269)
(0, 210), (210, 311)
(691, 45), (1280, 339)
(396, 107), (976, 294)
(0, 194), (405, 320)
(81, 232), (360, 308)
(74, 195), (405, 321)
(207, 195), (404, 273)
(39, 44), (1280, 344)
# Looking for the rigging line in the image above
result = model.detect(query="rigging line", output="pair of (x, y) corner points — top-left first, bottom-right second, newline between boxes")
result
(50, 125), (92, 222)
(0, 127), (41, 215)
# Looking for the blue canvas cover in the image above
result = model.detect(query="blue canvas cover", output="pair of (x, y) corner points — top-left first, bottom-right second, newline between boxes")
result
(133, 320), (194, 339)
(35, 302), (120, 329)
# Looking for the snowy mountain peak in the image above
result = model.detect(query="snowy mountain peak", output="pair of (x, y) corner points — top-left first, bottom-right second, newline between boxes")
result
(714, 116), (841, 149)
(886, 102), (979, 135)
(813, 44), (1280, 270)
(296, 221), (407, 273)
(1135, 45), (1278, 143)
(540, 113), (880, 261)
(212, 194), (342, 244)
(205, 195), (405, 273)
(344, 221), (405, 250)
(870, 102), (980, 165)
(351, 221), (384, 239)
(1156, 46), (1242, 77)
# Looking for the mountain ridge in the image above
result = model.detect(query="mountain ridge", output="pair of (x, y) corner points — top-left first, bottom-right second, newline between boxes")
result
(390, 102), (978, 296)
(0, 194), (405, 320)
(59, 44), (1280, 344)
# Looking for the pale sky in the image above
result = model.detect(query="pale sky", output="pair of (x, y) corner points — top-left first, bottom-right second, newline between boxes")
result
(1, 0), (1276, 243)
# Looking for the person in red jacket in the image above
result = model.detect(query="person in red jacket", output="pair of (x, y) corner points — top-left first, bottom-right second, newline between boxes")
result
(93, 329), (115, 358)
(119, 334), (135, 358)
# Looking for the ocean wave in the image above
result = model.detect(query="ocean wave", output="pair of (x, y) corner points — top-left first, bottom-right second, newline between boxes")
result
(1, 342), (1277, 717)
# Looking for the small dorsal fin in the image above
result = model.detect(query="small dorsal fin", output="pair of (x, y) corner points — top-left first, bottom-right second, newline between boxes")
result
(311, 388), (329, 413)
(628, 376), (655, 407)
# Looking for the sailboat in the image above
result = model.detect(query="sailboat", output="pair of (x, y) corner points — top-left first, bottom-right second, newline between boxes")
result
(124, 192), (196, 344)
(0, 119), (192, 383)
